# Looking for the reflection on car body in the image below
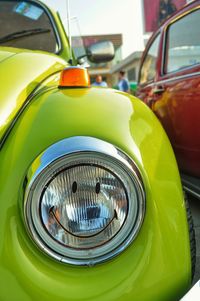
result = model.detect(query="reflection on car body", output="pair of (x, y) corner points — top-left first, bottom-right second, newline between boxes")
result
(0, 0), (196, 300)
(137, 0), (200, 199)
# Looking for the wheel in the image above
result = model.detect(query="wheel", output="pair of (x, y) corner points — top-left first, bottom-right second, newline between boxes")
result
(184, 192), (196, 280)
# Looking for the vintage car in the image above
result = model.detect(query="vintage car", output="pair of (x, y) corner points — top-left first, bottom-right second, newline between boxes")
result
(137, 0), (200, 199)
(0, 0), (196, 300)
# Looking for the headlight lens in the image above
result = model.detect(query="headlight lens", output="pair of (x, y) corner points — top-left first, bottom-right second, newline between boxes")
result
(42, 163), (128, 249)
(24, 137), (145, 265)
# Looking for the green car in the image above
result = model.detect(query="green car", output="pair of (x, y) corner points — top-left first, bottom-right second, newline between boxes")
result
(0, 1), (195, 300)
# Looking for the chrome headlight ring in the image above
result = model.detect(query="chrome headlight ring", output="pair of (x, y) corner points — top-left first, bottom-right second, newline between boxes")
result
(24, 136), (145, 266)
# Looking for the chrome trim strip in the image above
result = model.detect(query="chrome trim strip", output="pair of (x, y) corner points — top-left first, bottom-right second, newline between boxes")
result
(183, 186), (200, 200)
(24, 136), (146, 266)
(140, 70), (200, 88)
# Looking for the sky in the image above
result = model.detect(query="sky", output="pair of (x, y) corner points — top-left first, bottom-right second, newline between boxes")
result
(42, 0), (144, 58)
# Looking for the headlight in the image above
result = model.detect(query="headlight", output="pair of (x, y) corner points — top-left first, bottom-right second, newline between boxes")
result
(24, 136), (145, 265)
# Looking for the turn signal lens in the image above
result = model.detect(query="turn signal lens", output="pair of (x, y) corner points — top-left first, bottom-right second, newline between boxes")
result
(59, 67), (90, 88)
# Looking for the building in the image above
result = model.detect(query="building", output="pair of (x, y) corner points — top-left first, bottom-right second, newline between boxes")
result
(110, 51), (143, 92)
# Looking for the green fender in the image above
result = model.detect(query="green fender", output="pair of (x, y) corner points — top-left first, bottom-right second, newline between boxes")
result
(0, 86), (191, 301)
(0, 47), (67, 142)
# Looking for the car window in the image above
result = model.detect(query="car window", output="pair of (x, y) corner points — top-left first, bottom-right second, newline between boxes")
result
(166, 9), (200, 73)
(0, 1), (59, 53)
(139, 34), (160, 84)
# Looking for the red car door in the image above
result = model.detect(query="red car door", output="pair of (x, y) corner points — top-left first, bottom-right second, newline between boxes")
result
(137, 7), (200, 177)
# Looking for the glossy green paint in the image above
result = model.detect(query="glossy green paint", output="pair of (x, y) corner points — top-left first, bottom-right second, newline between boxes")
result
(0, 0), (75, 141)
(0, 47), (67, 141)
(0, 84), (191, 300)
(0, 48), (16, 63)
(0, 0), (192, 300)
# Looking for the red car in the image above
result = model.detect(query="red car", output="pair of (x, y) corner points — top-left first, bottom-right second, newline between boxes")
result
(137, 0), (200, 198)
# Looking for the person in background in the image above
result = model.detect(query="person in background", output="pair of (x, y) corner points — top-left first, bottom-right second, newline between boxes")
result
(92, 75), (108, 87)
(158, 0), (177, 25)
(118, 70), (130, 93)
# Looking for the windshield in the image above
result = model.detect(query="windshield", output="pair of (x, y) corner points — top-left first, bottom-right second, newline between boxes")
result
(0, 1), (59, 53)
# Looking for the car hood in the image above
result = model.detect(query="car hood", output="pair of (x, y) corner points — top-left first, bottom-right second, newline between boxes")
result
(0, 47), (66, 144)
(0, 48), (17, 63)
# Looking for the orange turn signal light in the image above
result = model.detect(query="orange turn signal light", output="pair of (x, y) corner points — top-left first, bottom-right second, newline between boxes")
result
(59, 67), (90, 88)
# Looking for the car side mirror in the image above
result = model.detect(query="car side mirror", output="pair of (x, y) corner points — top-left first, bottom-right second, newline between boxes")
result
(86, 41), (115, 63)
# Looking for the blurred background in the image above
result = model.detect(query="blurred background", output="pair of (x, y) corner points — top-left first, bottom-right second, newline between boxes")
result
(41, 0), (192, 91)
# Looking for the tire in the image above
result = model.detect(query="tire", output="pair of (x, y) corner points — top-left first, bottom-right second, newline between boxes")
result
(184, 192), (196, 280)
